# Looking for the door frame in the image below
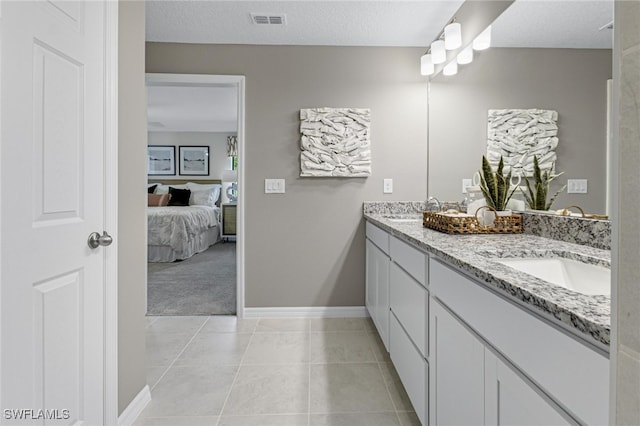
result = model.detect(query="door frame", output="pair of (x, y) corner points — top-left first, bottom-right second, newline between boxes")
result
(0, 1), (120, 423)
(144, 73), (247, 317)
(104, 1), (119, 424)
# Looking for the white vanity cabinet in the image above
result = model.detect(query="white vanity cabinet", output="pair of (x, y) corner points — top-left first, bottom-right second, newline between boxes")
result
(388, 235), (429, 425)
(365, 222), (390, 349)
(484, 351), (573, 425)
(430, 257), (609, 425)
(365, 220), (609, 426)
(431, 299), (574, 426)
(431, 300), (485, 425)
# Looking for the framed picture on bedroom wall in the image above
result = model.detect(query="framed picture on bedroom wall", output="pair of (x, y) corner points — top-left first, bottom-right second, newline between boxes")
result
(148, 145), (176, 176)
(179, 145), (210, 176)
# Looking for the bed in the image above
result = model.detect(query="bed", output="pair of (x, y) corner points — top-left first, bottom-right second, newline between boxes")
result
(147, 179), (222, 262)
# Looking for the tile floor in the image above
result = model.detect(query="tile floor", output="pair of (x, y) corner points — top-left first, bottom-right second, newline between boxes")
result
(135, 316), (421, 426)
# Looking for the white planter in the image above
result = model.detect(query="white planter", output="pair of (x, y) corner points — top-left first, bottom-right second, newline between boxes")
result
(478, 209), (512, 227)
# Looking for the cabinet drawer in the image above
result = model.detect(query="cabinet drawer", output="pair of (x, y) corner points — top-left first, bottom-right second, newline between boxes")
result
(366, 222), (389, 255)
(390, 236), (427, 286)
(390, 262), (428, 357)
(390, 313), (427, 426)
(430, 258), (609, 425)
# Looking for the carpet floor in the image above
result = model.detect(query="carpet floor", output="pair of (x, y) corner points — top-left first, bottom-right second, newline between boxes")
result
(147, 242), (236, 315)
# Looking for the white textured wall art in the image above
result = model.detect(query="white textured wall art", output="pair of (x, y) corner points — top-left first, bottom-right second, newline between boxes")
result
(300, 107), (371, 177)
(487, 109), (558, 176)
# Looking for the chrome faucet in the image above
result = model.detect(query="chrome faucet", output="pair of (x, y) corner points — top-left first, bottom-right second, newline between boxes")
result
(426, 196), (441, 212)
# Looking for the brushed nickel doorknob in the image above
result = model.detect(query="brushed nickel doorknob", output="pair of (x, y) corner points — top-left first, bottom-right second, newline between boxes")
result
(88, 231), (113, 249)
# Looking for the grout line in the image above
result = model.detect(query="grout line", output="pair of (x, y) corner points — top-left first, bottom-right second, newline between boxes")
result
(147, 317), (210, 393)
(367, 329), (404, 426)
(215, 318), (256, 426)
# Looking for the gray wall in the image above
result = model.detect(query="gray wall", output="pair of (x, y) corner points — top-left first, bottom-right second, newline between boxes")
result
(613, 1), (640, 423)
(146, 43), (428, 307)
(429, 48), (612, 214)
(118, 0), (147, 415)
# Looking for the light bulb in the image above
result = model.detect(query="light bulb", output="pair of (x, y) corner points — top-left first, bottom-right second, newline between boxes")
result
(473, 25), (492, 51)
(443, 61), (458, 76)
(420, 53), (434, 76)
(444, 22), (462, 50)
(457, 45), (473, 65)
(431, 40), (446, 64)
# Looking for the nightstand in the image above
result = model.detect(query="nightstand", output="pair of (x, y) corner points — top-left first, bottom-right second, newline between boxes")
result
(221, 203), (237, 239)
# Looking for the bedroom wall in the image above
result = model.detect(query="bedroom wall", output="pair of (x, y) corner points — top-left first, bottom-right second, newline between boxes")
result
(146, 43), (428, 308)
(147, 131), (234, 181)
(118, 0), (147, 415)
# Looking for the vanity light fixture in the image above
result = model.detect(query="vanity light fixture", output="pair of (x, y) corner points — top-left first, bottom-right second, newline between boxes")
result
(443, 61), (458, 76)
(473, 25), (492, 51)
(444, 22), (462, 50)
(421, 53), (435, 76)
(431, 40), (446, 64)
(457, 45), (473, 65)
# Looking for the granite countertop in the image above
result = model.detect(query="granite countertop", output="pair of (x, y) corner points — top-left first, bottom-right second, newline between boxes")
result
(364, 212), (611, 350)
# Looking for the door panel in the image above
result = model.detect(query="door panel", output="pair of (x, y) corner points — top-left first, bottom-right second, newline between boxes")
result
(1, 2), (106, 424)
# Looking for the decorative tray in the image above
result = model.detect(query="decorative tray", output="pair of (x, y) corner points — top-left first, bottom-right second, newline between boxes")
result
(423, 208), (523, 235)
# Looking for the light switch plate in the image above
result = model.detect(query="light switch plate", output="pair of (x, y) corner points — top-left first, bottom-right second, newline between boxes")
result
(265, 178), (285, 194)
(383, 178), (393, 194)
(567, 179), (588, 194)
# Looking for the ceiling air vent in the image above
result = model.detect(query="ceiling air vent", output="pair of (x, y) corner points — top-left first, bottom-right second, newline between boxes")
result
(251, 14), (286, 25)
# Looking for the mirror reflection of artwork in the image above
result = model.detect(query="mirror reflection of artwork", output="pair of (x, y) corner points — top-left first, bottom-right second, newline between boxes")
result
(148, 145), (176, 176)
(487, 109), (558, 177)
(300, 107), (371, 177)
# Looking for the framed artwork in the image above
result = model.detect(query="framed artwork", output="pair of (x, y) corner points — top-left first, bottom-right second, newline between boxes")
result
(147, 145), (176, 176)
(299, 107), (371, 177)
(179, 145), (210, 176)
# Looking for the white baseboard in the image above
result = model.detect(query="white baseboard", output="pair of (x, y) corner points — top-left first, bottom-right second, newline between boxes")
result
(118, 385), (151, 426)
(243, 306), (368, 318)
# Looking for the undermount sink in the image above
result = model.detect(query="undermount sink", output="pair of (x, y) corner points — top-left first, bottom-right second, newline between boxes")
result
(495, 257), (611, 296)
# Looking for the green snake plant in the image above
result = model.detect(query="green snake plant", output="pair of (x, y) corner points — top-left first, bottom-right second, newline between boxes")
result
(521, 155), (566, 211)
(479, 155), (517, 212)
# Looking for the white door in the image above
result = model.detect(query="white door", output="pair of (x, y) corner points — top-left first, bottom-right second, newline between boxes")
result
(1, 2), (109, 424)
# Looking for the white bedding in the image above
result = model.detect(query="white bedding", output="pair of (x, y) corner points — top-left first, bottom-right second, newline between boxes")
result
(147, 205), (221, 262)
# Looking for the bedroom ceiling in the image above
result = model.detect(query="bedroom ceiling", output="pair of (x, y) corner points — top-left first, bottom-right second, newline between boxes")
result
(145, 0), (613, 133)
(147, 84), (238, 133)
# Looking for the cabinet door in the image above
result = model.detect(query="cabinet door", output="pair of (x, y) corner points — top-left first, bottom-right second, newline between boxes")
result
(365, 239), (378, 318)
(485, 351), (575, 426)
(366, 239), (390, 349)
(431, 300), (484, 426)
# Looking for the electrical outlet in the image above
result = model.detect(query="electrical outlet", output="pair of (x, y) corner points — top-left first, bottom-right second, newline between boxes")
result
(567, 179), (587, 194)
(265, 179), (285, 194)
(383, 178), (393, 194)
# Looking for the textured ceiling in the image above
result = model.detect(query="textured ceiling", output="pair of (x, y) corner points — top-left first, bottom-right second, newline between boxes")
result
(146, 0), (613, 49)
(145, 0), (613, 132)
(492, 0), (613, 49)
(147, 85), (238, 132)
(146, 1), (464, 47)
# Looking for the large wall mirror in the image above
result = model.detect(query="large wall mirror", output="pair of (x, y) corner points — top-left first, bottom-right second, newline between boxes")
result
(428, 0), (613, 215)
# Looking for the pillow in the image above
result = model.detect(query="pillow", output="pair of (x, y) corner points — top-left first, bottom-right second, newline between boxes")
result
(147, 184), (157, 194)
(148, 193), (170, 207)
(190, 188), (216, 207)
(155, 183), (188, 195)
(167, 187), (191, 206)
(187, 182), (221, 205)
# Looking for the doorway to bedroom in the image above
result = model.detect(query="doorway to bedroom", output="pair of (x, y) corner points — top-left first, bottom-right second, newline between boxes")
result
(145, 73), (245, 317)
